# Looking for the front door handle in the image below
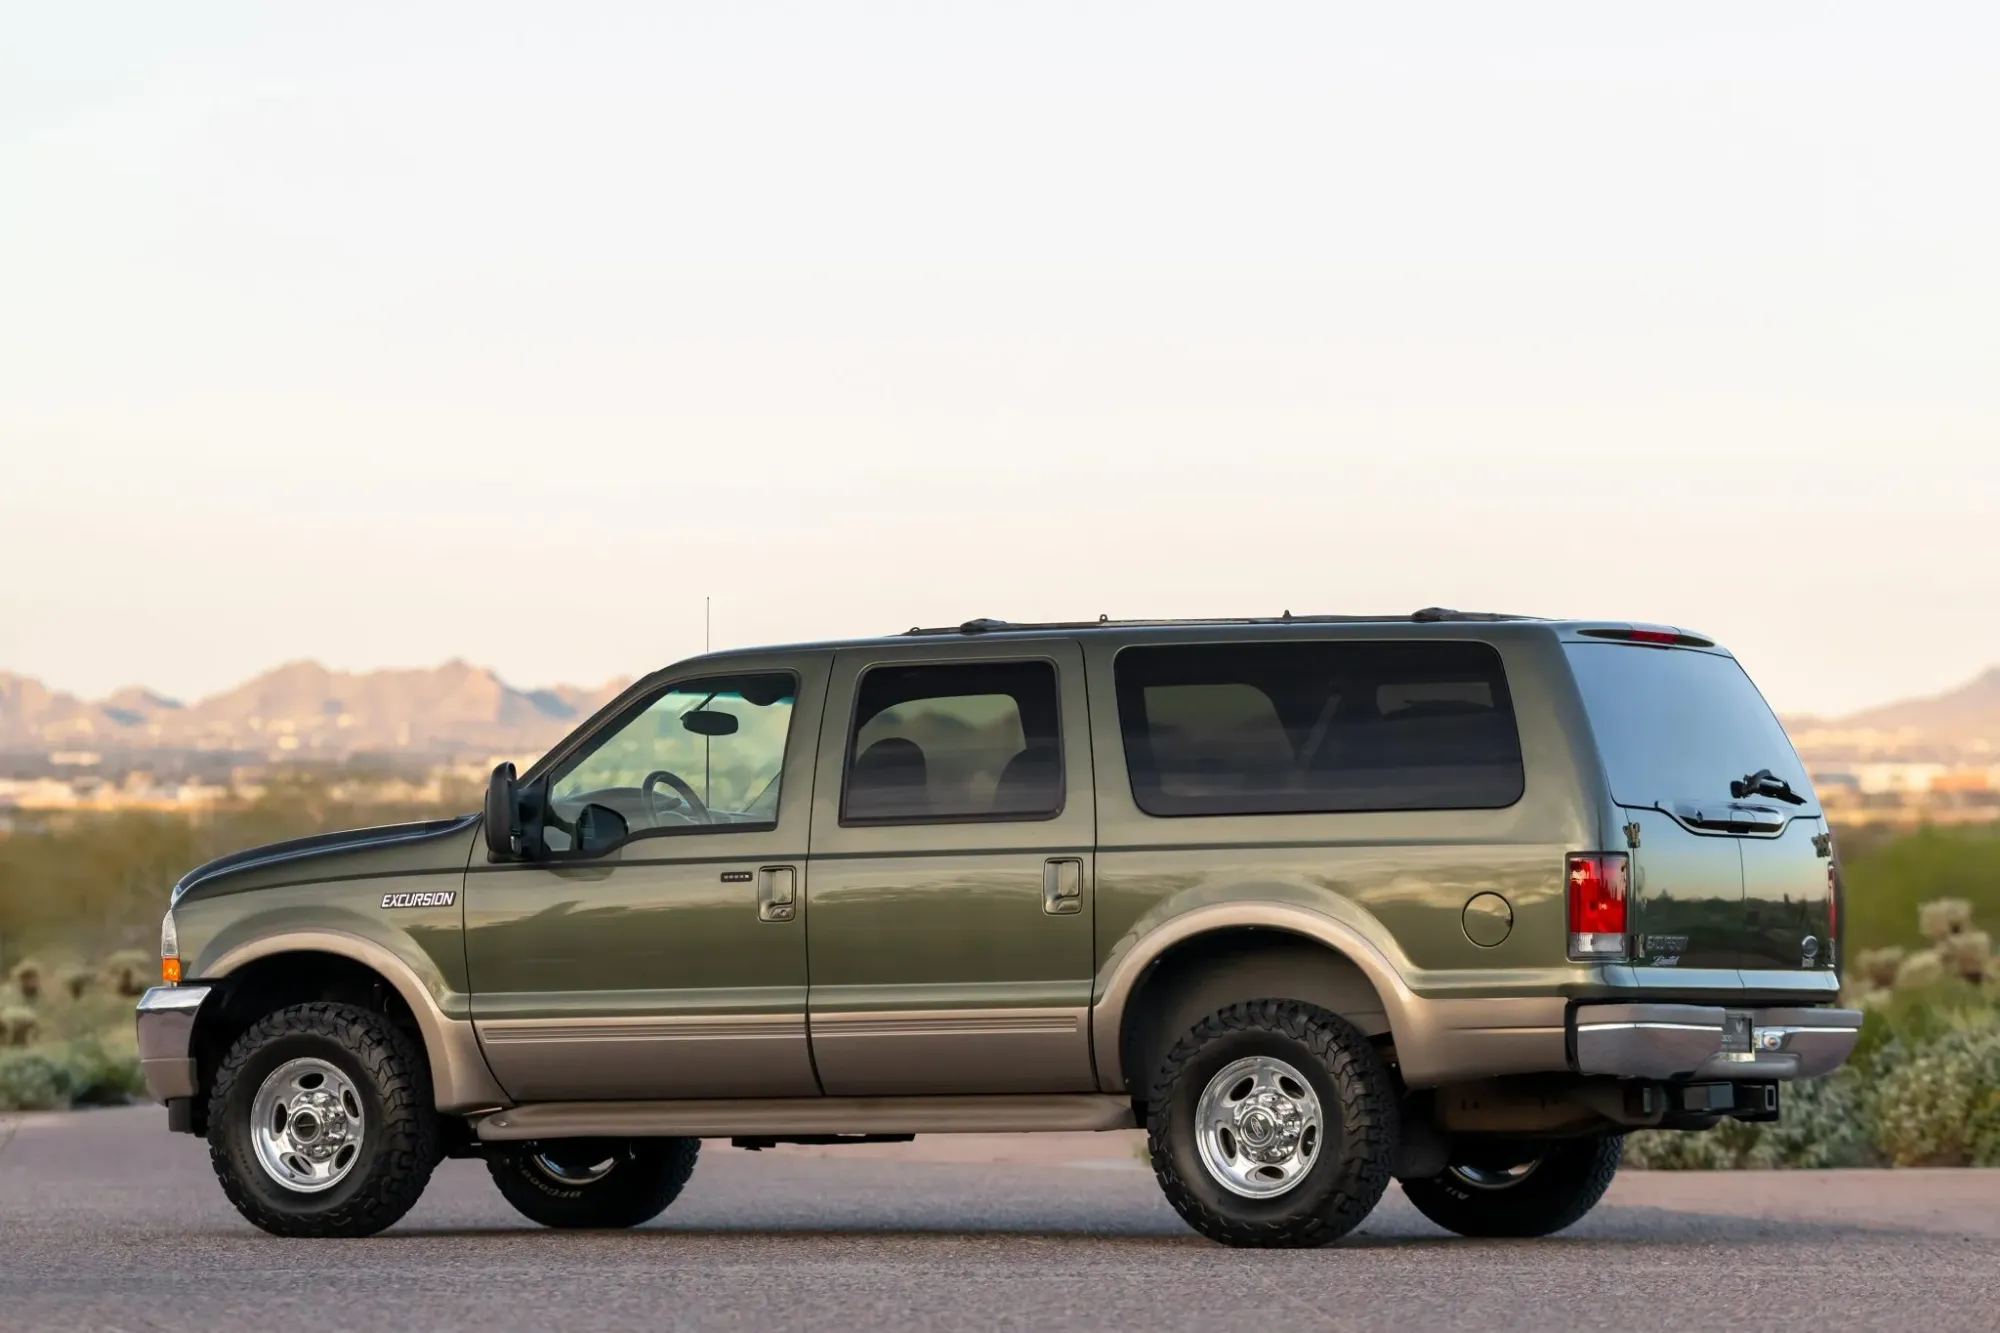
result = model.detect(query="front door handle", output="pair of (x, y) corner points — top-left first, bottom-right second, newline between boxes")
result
(757, 866), (797, 923)
(1043, 858), (1083, 916)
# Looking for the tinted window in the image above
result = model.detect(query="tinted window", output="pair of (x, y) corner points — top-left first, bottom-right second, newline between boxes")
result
(543, 672), (796, 851)
(1116, 641), (1523, 816)
(1564, 643), (1814, 810)
(843, 660), (1063, 823)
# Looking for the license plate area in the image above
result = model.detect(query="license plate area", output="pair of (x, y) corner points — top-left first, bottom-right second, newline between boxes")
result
(1721, 1011), (1754, 1054)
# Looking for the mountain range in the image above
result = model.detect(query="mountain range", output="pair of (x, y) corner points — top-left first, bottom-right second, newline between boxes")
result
(3, 659), (1997, 767)
(0, 661), (630, 762)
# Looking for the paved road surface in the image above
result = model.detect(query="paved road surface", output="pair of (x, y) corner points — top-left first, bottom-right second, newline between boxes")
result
(3, 1106), (1996, 1332)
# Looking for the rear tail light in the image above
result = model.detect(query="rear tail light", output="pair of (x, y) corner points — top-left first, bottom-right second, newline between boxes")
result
(1827, 862), (1839, 957)
(1567, 853), (1629, 960)
(160, 908), (181, 984)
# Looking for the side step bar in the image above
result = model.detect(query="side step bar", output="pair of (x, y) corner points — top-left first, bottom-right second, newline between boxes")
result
(474, 1093), (1136, 1142)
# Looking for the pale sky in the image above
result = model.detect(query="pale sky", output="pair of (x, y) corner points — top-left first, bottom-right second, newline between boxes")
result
(3, 3), (1996, 718)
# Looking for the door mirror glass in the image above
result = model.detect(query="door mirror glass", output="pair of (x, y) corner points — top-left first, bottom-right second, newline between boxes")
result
(573, 803), (629, 857)
(680, 708), (740, 737)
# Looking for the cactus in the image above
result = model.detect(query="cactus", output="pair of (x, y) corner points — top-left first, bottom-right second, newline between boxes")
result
(1940, 930), (1994, 984)
(0, 1006), (40, 1048)
(1918, 898), (1975, 944)
(56, 966), (94, 1002)
(1894, 950), (1946, 991)
(99, 950), (154, 998)
(7, 959), (42, 1004)
(1856, 946), (1906, 990)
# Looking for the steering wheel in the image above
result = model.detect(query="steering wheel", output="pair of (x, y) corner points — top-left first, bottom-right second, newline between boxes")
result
(642, 769), (711, 825)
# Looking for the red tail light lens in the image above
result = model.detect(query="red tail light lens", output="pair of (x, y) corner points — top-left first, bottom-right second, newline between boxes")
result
(1827, 862), (1839, 951)
(1567, 852), (1629, 960)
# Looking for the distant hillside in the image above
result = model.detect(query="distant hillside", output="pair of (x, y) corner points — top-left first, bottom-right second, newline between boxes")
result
(0, 661), (629, 760)
(1785, 667), (2000, 764)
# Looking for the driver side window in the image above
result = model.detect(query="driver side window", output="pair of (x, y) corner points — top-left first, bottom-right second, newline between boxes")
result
(543, 671), (797, 853)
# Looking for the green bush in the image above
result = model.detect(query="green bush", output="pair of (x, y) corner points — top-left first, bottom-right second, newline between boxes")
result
(0, 1036), (146, 1112)
(0, 1050), (76, 1111)
(1871, 1019), (2000, 1167)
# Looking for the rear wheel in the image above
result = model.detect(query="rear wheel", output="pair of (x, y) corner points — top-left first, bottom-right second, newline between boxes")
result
(1401, 1136), (1622, 1237)
(487, 1138), (700, 1229)
(1147, 1000), (1396, 1248)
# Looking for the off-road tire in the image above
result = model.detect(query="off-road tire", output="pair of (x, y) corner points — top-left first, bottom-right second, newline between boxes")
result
(207, 1002), (440, 1238)
(1401, 1136), (1623, 1238)
(487, 1139), (701, 1229)
(1147, 1000), (1396, 1248)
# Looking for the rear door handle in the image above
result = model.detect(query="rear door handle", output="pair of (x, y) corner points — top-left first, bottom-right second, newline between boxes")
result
(758, 866), (796, 923)
(1043, 858), (1083, 916)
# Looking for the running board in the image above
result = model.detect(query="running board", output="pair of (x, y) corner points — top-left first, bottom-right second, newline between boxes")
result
(473, 1093), (1136, 1142)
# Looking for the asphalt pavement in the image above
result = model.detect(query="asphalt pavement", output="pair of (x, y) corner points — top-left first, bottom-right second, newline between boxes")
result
(2, 1105), (1995, 1332)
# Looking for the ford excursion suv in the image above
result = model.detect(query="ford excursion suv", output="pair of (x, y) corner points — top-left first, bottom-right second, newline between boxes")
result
(137, 612), (1857, 1245)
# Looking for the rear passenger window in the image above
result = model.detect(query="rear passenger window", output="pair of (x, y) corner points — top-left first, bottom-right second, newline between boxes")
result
(1115, 641), (1524, 816)
(842, 660), (1063, 824)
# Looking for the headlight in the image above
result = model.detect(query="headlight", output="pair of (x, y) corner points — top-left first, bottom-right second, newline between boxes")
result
(160, 907), (181, 984)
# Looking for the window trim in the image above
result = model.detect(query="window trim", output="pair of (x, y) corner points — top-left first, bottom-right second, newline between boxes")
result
(837, 656), (1068, 828)
(1112, 639), (1526, 820)
(538, 668), (802, 856)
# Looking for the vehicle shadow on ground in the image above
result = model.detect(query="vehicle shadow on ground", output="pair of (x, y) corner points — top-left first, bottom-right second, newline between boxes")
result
(376, 1207), (1933, 1247)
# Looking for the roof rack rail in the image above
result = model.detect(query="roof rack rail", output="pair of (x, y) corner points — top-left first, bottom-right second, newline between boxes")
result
(900, 609), (1537, 636)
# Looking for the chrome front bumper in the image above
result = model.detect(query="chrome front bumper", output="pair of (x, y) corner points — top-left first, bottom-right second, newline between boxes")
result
(1572, 1003), (1861, 1081)
(134, 984), (212, 1103)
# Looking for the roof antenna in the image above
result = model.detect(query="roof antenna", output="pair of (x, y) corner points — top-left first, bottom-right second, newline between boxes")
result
(1098, 613), (1109, 623)
(1282, 608), (1292, 620)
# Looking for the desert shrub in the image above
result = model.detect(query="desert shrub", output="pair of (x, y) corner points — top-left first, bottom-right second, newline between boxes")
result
(1871, 1018), (2000, 1167)
(99, 949), (154, 998)
(7, 959), (43, 1004)
(0, 1050), (76, 1111)
(0, 1006), (41, 1048)
(57, 1035), (146, 1105)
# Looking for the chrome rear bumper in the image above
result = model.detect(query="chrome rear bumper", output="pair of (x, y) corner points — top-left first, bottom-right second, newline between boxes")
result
(1572, 1003), (1861, 1081)
(134, 984), (212, 1103)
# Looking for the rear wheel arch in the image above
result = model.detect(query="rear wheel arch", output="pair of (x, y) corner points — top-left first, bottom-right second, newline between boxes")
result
(1116, 928), (1394, 1103)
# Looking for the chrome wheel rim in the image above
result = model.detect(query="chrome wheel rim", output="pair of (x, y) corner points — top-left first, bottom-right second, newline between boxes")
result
(250, 1057), (366, 1193)
(532, 1151), (620, 1185)
(1449, 1160), (1541, 1190)
(1194, 1055), (1324, 1199)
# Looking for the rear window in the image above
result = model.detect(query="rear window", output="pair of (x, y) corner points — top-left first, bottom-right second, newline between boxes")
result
(1563, 643), (1813, 809)
(1114, 640), (1524, 816)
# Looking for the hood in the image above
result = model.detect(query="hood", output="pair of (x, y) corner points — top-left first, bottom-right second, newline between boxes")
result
(171, 814), (481, 905)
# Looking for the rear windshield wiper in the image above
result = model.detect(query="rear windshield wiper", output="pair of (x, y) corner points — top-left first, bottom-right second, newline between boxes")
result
(1729, 768), (1806, 805)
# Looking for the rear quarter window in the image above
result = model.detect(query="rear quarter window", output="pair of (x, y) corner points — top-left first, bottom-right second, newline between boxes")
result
(1114, 640), (1524, 816)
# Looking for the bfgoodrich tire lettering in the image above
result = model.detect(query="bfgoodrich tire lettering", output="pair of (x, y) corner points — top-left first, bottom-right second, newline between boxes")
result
(207, 1002), (440, 1238)
(1147, 999), (1396, 1248)
(1401, 1136), (1623, 1237)
(487, 1138), (700, 1229)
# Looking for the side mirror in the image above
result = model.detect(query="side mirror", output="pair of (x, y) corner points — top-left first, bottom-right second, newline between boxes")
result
(483, 762), (520, 860)
(681, 709), (739, 737)
(574, 803), (629, 857)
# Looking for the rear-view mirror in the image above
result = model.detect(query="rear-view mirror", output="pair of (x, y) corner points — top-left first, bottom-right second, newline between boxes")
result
(483, 762), (519, 860)
(574, 803), (628, 857)
(681, 709), (739, 737)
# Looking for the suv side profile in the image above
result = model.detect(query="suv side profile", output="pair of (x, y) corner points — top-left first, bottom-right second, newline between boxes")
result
(137, 611), (1858, 1245)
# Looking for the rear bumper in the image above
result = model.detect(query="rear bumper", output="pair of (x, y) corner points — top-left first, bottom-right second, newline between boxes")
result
(134, 984), (212, 1104)
(1572, 1003), (1861, 1081)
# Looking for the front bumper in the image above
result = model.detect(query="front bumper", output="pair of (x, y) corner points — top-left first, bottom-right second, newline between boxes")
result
(134, 984), (212, 1103)
(1572, 1003), (1861, 1081)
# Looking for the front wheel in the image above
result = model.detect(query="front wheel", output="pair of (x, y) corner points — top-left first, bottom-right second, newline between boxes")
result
(487, 1138), (700, 1229)
(1401, 1136), (1622, 1237)
(207, 1002), (440, 1238)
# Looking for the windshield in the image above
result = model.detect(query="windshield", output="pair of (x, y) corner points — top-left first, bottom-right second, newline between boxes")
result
(1563, 643), (1815, 812)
